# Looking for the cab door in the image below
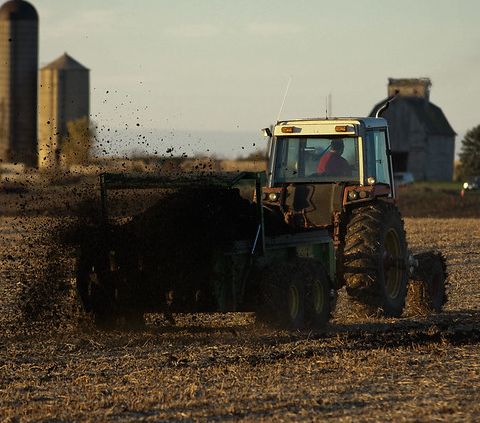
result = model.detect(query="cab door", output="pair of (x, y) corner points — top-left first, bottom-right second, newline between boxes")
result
(364, 129), (395, 196)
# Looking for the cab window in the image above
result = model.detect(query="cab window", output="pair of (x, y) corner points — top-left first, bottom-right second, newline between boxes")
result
(274, 136), (360, 183)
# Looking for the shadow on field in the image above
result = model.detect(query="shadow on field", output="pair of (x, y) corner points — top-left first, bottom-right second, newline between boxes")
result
(78, 309), (477, 370)
(160, 398), (369, 422)
(141, 309), (480, 353)
(148, 323), (249, 337)
(250, 309), (480, 353)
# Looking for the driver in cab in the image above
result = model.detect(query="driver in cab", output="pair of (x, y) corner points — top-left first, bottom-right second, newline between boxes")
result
(316, 139), (351, 176)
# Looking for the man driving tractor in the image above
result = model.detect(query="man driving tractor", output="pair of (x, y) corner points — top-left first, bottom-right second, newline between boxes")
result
(317, 139), (352, 176)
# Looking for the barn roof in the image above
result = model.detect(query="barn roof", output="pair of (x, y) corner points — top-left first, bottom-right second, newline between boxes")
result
(370, 96), (456, 137)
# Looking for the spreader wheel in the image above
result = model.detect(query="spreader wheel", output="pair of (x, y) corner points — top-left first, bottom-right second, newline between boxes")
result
(257, 261), (305, 330)
(304, 261), (334, 329)
(76, 252), (116, 329)
(257, 258), (333, 330)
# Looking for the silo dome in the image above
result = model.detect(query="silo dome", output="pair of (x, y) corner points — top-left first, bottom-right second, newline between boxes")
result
(0, 0), (38, 21)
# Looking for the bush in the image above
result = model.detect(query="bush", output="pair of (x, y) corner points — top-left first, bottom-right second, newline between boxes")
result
(61, 117), (95, 166)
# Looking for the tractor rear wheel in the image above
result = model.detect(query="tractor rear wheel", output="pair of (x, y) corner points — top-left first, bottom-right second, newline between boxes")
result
(407, 251), (448, 315)
(343, 202), (408, 317)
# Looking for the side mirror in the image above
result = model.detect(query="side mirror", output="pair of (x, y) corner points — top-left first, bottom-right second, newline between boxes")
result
(261, 127), (272, 138)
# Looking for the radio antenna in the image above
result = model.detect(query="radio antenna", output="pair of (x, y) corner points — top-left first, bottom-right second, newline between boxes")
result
(325, 93), (332, 119)
(328, 93), (332, 118)
(277, 75), (292, 122)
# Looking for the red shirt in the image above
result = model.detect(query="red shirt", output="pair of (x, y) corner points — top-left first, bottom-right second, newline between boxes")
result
(317, 151), (351, 176)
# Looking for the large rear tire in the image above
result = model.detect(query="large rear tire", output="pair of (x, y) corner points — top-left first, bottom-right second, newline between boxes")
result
(407, 251), (448, 315)
(343, 202), (408, 317)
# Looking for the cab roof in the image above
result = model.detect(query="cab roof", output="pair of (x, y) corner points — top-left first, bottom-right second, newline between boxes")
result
(274, 117), (387, 137)
(276, 117), (387, 128)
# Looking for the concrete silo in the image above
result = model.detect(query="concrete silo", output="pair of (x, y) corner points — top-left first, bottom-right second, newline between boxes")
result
(38, 53), (89, 169)
(0, 0), (39, 168)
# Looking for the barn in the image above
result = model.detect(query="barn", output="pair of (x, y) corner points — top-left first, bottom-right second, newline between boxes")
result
(370, 78), (456, 181)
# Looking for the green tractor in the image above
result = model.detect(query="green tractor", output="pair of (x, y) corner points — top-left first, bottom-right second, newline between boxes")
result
(75, 117), (447, 330)
(262, 116), (447, 317)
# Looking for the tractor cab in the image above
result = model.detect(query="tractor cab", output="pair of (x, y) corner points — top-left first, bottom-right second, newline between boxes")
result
(263, 118), (396, 229)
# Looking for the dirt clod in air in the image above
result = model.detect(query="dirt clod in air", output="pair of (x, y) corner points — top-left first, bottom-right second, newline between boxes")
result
(14, 220), (83, 333)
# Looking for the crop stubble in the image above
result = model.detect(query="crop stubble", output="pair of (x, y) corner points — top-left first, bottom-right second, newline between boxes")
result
(0, 191), (479, 421)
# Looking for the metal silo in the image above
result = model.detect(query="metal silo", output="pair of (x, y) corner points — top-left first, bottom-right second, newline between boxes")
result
(0, 0), (39, 168)
(38, 53), (90, 169)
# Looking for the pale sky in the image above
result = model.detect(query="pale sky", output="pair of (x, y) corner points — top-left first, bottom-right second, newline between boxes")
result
(33, 0), (480, 158)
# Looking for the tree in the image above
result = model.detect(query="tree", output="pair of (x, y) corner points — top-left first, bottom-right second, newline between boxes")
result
(458, 125), (480, 180)
(61, 117), (95, 166)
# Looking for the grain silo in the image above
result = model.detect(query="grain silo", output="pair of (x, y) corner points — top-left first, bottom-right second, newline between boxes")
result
(0, 0), (39, 168)
(38, 53), (90, 169)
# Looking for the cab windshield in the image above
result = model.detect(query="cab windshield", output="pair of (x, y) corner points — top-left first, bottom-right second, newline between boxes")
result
(273, 136), (360, 183)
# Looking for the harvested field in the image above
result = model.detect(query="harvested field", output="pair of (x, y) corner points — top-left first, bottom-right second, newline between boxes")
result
(396, 184), (479, 218)
(0, 185), (480, 421)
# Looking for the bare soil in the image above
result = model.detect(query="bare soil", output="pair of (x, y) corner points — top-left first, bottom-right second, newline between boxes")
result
(0, 186), (479, 422)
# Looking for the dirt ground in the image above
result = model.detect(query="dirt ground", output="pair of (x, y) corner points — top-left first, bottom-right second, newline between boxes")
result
(0, 186), (479, 422)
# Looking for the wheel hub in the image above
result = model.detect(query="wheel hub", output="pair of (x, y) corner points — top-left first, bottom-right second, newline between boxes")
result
(312, 281), (325, 314)
(288, 285), (300, 320)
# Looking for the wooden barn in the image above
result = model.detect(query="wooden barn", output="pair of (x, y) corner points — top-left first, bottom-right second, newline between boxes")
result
(370, 78), (456, 181)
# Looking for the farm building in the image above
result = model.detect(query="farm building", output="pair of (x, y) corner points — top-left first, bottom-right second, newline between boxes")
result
(370, 78), (456, 181)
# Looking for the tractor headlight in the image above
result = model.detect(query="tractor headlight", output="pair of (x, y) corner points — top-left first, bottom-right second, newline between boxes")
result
(348, 191), (359, 201)
(463, 182), (469, 190)
(268, 192), (279, 202)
